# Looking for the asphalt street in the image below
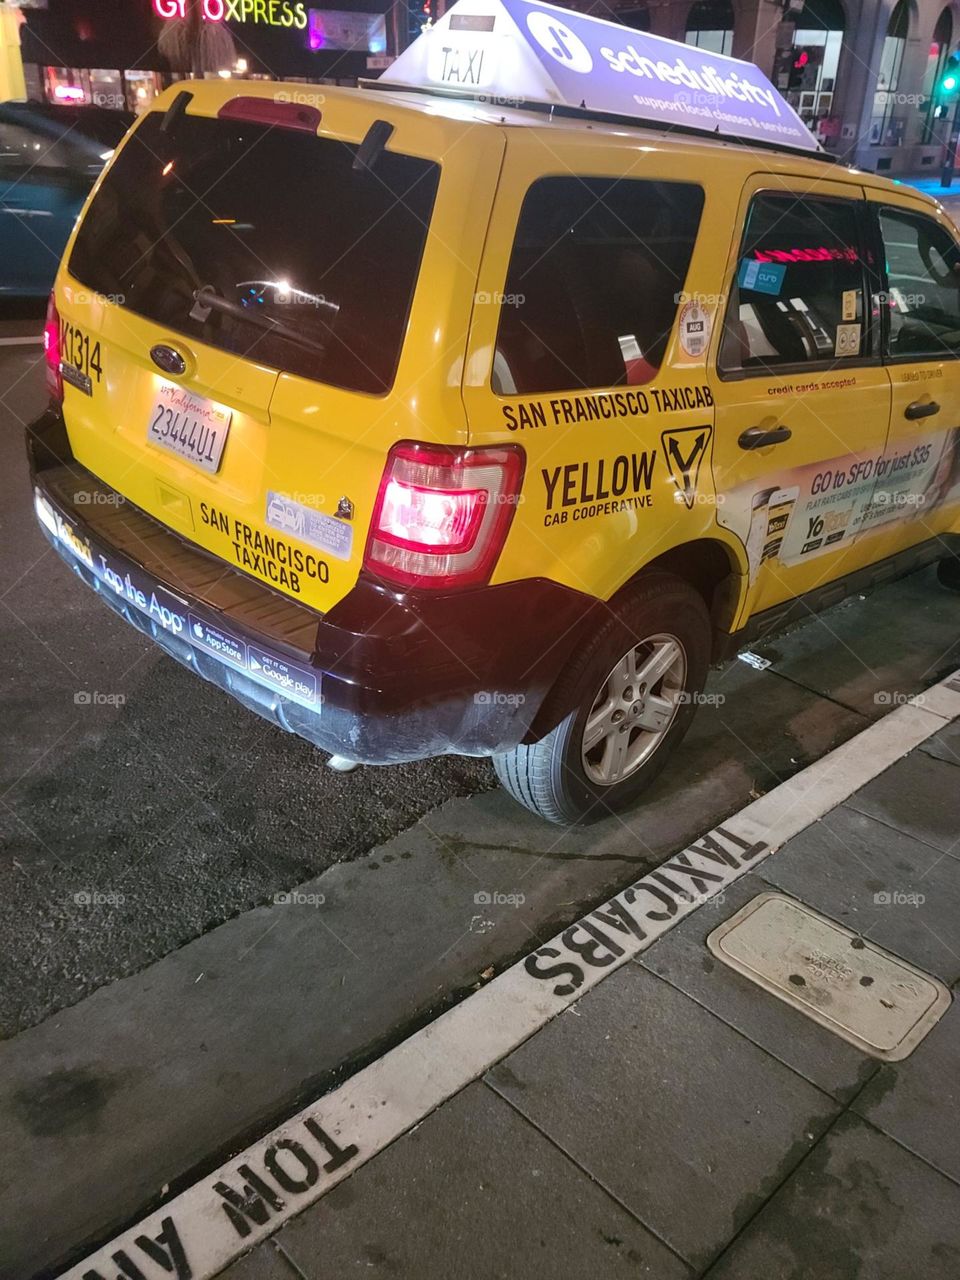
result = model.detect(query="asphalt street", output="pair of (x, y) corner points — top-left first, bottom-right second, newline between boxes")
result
(0, 329), (493, 1038)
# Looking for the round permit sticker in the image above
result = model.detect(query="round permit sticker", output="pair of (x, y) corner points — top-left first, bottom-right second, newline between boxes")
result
(678, 300), (711, 360)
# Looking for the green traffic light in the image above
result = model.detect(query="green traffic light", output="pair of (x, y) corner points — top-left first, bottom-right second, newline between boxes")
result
(945, 74), (958, 91)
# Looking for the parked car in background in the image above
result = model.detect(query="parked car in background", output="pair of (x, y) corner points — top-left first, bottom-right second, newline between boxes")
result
(0, 102), (133, 298)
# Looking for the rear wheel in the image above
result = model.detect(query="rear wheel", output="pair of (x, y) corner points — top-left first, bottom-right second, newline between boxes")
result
(937, 556), (960, 593)
(493, 575), (711, 824)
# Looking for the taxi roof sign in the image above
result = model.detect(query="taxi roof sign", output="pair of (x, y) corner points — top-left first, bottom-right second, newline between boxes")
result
(376, 0), (821, 154)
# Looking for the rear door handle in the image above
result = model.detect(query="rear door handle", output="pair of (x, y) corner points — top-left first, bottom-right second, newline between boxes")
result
(738, 425), (792, 450)
(904, 399), (940, 421)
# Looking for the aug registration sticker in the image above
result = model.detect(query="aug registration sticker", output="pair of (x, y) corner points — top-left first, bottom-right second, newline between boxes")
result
(678, 300), (711, 360)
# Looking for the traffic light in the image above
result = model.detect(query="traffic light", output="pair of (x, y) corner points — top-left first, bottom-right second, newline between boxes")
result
(788, 49), (809, 91)
(787, 46), (822, 92)
(940, 50), (960, 187)
(941, 51), (960, 96)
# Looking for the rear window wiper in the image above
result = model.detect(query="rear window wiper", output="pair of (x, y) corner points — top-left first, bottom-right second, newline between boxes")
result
(160, 90), (193, 137)
(190, 285), (330, 356)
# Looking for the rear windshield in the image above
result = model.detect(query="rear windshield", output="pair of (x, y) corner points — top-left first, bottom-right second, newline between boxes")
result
(69, 110), (440, 395)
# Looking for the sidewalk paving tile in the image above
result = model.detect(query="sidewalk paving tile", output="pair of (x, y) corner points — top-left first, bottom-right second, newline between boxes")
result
(270, 1082), (692, 1280)
(637, 874), (875, 1101)
(845, 752), (960, 858)
(852, 997), (960, 1186)
(759, 802), (960, 985)
(219, 1241), (296, 1280)
(921, 722), (960, 769)
(484, 964), (837, 1270)
(702, 1113), (960, 1280)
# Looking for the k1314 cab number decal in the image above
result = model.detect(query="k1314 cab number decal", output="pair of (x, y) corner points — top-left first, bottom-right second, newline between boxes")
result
(60, 319), (102, 397)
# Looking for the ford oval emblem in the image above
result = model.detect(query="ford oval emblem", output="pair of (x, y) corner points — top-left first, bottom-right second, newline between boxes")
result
(150, 344), (186, 376)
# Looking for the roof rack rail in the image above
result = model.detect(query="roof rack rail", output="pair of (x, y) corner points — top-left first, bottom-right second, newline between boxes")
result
(362, 78), (837, 163)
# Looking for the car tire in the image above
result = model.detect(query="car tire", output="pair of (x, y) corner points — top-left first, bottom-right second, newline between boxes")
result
(937, 556), (960, 593)
(493, 574), (712, 825)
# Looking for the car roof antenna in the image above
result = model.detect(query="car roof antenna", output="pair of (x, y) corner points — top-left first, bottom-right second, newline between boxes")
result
(353, 119), (394, 173)
(160, 90), (194, 135)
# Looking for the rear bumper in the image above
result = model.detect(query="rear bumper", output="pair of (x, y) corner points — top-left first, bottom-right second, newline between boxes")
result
(28, 409), (596, 763)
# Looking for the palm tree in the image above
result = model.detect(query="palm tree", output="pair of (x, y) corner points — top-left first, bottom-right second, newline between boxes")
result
(158, 0), (237, 77)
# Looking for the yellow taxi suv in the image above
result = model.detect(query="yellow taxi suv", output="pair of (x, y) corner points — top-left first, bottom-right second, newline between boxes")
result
(28, 0), (960, 824)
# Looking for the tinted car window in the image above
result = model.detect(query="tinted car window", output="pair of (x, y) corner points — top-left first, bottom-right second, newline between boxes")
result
(493, 176), (704, 395)
(0, 103), (134, 151)
(69, 112), (440, 395)
(0, 121), (76, 175)
(880, 207), (960, 359)
(720, 193), (869, 372)
(25, 104), (135, 149)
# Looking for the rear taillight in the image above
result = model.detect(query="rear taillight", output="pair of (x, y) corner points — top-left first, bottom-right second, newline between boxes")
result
(43, 293), (62, 403)
(364, 442), (525, 589)
(217, 97), (322, 132)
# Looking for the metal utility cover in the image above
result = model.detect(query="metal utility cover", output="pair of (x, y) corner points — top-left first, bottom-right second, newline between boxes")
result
(707, 893), (951, 1061)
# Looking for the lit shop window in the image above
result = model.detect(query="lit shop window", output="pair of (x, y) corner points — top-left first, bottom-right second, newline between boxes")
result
(124, 70), (163, 114)
(779, 0), (843, 133)
(44, 67), (90, 105)
(685, 0), (734, 57)
(89, 69), (126, 112)
(870, 0), (909, 145)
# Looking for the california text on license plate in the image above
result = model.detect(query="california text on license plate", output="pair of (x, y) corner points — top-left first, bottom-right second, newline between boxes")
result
(146, 384), (232, 473)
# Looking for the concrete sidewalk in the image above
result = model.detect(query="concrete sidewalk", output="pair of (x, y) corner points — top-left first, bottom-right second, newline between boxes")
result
(898, 173), (960, 197)
(225, 724), (960, 1280)
(896, 173), (960, 214)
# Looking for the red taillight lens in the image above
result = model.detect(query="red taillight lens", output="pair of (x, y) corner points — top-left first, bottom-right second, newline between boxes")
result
(378, 477), (485, 553)
(364, 442), (525, 589)
(43, 293), (62, 403)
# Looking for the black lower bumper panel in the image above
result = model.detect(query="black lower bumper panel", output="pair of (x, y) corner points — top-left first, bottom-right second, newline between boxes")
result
(28, 411), (596, 763)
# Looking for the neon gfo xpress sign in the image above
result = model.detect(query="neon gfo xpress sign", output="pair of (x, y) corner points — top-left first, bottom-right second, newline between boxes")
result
(153, 0), (308, 28)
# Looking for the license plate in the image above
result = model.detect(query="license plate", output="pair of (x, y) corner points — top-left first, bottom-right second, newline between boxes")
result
(146, 385), (232, 473)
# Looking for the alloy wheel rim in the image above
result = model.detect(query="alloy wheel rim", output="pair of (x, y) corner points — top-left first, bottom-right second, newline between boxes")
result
(580, 632), (687, 786)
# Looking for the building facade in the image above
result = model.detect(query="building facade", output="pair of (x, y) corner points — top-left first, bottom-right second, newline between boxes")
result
(9, 0), (399, 115)
(5, 0), (960, 175)
(574, 0), (960, 174)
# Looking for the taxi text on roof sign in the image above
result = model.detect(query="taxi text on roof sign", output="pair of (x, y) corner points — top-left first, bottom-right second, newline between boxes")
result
(377, 0), (821, 154)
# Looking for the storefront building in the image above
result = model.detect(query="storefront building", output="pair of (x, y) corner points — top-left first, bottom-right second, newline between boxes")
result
(11, 0), (400, 113)
(6, 0), (960, 176)
(573, 0), (960, 175)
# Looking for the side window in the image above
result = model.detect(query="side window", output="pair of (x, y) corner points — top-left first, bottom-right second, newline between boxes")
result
(493, 177), (704, 396)
(0, 122), (74, 179)
(879, 207), (960, 360)
(720, 193), (869, 373)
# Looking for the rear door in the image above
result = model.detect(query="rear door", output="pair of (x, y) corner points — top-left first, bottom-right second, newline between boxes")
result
(712, 175), (891, 620)
(55, 83), (501, 615)
(462, 128), (720, 601)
